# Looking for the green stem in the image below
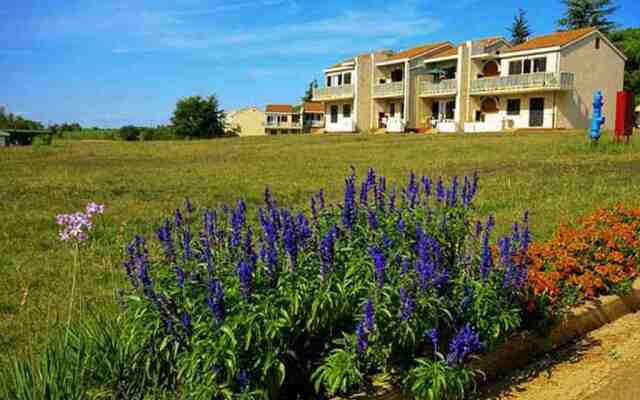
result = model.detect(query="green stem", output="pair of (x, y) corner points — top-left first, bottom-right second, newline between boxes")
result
(65, 242), (79, 344)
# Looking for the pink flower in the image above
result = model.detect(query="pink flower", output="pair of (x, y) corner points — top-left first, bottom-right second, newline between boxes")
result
(56, 203), (105, 242)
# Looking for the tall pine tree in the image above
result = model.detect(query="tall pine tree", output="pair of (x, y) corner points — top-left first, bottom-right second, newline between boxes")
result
(558, 0), (618, 34)
(508, 9), (531, 45)
(302, 80), (318, 103)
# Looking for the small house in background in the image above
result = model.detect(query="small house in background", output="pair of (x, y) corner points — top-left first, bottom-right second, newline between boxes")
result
(226, 106), (266, 137)
(302, 102), (325, 133)
(0, 131), (9, 146)
(264, 104), (301, 134)
(264, 103), (326, 134)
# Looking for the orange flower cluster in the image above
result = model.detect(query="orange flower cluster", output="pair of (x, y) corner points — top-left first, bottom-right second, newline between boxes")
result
(527, 205), (640, 304)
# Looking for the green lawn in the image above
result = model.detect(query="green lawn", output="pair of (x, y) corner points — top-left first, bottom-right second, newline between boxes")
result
(1, 131), (639, 363)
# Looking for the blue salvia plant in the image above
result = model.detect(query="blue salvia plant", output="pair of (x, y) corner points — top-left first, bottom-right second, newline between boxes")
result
(119, 168), (531, 400)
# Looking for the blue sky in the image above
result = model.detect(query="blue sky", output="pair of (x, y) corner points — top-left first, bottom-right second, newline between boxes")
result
(1, 0), (638, 128)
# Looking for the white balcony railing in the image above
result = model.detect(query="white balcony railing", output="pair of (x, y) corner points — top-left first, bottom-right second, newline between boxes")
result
(312, 85), (354, 101)
(307, 120), (325, 128)
(374, 81), (404, 98)
(470, 72), (574, 95)
(264, 120), (302, 129)
(420, 79), (457, 97)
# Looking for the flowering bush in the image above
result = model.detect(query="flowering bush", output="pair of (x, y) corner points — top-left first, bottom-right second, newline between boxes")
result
(526, 205), (640, 315)
(119, 169), (532, 399)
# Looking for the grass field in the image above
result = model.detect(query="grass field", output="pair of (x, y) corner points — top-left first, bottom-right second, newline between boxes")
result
(1, 131), (639, 364)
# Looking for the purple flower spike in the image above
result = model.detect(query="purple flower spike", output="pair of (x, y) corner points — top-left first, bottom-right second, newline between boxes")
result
(237, 260), (253, 300)
(369, 247), (386, 289)
(399, 287), (416, 321)
(364, 298), (375, 331)
(446, 324), (482, 367)
(356, 322), (368, 355)
(175, 266), (186, 288)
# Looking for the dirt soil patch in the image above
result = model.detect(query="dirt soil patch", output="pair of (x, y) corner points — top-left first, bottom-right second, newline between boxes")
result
(480, 311), (640, 400)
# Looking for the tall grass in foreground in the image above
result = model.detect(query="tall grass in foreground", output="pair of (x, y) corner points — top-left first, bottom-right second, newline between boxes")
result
(0, 313), (143, 400)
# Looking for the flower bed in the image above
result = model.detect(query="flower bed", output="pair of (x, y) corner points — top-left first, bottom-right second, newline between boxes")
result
(118, 168), (537, 399)
(116, 170), (639, 399)
(525, 205), (640, 319)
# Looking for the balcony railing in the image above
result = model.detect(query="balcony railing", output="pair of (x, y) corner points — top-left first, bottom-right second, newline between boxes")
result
(264, 120), (302, 129)
(470, 72), (574, 95)
(420, 79), (457, 97)
(312, 85), (354, 101)
(306, 120), (325, 128)
(374, 81), (404, 98)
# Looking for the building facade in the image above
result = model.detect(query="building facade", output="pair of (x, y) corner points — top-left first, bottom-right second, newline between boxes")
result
(312, 28), (626, 133)
(264, 102), (325, 134)
(227, 106), (266, 137)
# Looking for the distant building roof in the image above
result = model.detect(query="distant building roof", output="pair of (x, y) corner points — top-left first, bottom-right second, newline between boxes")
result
(265, 104), (294, 113)
(303, 102), (324, 113)
(385, 42), (451, 61)
(505, 27), (597, 53)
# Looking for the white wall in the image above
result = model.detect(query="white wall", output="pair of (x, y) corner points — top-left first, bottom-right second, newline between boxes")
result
(499, 51), (560, 77)
(485, 93), (556, 129)
(325, 101), (355, 132)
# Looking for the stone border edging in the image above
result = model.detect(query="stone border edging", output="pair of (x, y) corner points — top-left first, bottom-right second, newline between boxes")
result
(360, 279), (640, 400)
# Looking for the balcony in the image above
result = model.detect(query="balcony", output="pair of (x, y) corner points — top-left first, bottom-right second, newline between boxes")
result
(306, 120), (325, 128)
(420, 79), (457, 97)
(312, 85), (354, 101)
(264, 119), (302, 129)
(373, 81), (404, 98)
(470, 72), (575, 95)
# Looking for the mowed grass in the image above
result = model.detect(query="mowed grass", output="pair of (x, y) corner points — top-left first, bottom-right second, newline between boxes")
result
(0, 131), (639, 363)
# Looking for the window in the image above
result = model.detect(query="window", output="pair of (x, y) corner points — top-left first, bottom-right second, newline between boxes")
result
(596, 37), (600, 49)
(391, 69), (403, 82)
(330, 105), (338, 123)
(326, 76), (332, 87)
(292, 114), (300, 123)
(523, 59), (532, 74)
(344, 72), (352, 85)
(390, 103), (396, 117)
(337, 74), (342, 86)
(509, 60), (523, 75)
(507, 99), (521, 116)
(445, 101), (455, 120)
(401, 103), (405, 119)
(343, 104), (351, 119)
(279, 115), (288, 123)
(481, 97), (499, 113)
(533, 57), (547, 73)
(267, 115), (274, 124)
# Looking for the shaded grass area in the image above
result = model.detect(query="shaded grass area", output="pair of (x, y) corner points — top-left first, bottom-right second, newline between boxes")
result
(0, 131), (638, 363)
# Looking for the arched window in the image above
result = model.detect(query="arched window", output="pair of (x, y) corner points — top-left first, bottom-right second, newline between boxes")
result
(480, 97), (499, 114)
(482, 61), (500, 77)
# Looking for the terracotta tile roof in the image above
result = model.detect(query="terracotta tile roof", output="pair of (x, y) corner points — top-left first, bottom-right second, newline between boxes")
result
(506, 27), (598, 53)
(303, 102), (324, 113)
(430, 46), (458, 58)
(328, 58), (356, 69)
(265, 104), (294, 113)
(385, 42), (451, 61)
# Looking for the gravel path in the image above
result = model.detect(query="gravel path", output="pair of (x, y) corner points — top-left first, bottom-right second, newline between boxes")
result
(480, 311), (640, 400)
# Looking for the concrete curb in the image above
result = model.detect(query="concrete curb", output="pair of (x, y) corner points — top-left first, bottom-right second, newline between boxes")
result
(357, 279), (640, 400)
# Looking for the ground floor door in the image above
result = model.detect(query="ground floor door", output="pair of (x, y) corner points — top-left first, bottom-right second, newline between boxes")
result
(529, 98), (545, 127)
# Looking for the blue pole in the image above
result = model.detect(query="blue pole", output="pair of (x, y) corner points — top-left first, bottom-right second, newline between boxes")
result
(590, 91), (606, 143)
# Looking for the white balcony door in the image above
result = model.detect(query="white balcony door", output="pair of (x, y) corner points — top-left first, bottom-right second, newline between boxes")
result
(326, 102), (354, 132)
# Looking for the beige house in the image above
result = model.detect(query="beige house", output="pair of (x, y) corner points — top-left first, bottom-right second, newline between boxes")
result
(264, 102), (325, 134)
(312, 28), (626, 133)
(227, 106), (266, 137)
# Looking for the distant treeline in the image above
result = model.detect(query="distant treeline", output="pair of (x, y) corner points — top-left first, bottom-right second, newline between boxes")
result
(0, 107), (45, 131)
(2, 94), (237, 142)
